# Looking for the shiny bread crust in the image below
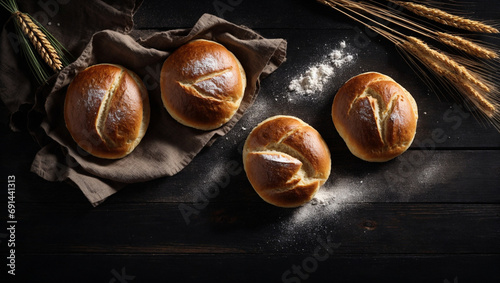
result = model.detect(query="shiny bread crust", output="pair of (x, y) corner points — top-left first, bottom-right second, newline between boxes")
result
(243, 115), (331, 207)
(64, 64), (150, 159)
(332, 72), (418, 162)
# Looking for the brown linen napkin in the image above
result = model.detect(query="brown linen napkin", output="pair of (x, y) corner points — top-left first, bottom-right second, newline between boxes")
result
(29, 13), (287, 206)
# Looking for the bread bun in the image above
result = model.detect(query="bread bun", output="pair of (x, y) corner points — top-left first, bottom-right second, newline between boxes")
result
(64, 64), (150, 159)
(332, 72), (418, 162)
(160, 39), (246, 130)
(243, 115), (331, 208)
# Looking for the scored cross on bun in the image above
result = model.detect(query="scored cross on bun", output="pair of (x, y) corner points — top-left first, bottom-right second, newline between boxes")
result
(64, 64), (150, 159)
(160, 39), (247, 130)
(243, 115), (331, 208)
(332, 72), (418, 162)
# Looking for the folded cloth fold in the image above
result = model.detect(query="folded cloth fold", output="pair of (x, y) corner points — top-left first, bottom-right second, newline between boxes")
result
(28, 13), (287, 206)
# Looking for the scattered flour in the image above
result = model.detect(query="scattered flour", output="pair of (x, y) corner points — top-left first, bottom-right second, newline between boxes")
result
(269, 178), (366, 250)
(288, 64), (334, 95)
(288, 41), (355, 95)
(287, 180), (363, 227)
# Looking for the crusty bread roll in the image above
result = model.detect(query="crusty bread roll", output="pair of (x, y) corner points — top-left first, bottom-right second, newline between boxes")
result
(64, 63), (150, 159)
(332, 72), (418, 162)
(160, 39), (246, 130)
(243, 115), (331, 208)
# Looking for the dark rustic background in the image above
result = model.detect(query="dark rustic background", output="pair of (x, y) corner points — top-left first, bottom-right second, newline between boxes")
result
(1, 0), (499, 282)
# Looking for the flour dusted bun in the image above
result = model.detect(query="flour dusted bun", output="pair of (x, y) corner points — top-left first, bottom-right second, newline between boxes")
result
(332, 72), (418, 162)
(243, 115), (331, 208)
(160, 39), (247, 130)
(64, 64), (150, 159)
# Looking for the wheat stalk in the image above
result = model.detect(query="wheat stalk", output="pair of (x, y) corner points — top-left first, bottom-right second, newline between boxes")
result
(358, 1), (498, 59)
(1, 0), (69, 83)
(401, 37), (496, 116)
(390, 1), (499, 33)
(406, 37), (490, 93)
(435, 32), (498, 60)
(14, 12), (62, 72)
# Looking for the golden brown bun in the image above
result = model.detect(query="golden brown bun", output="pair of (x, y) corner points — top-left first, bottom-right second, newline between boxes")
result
(332, 72), (418, 162)
(64, 64), (150, 159)
(160, 39), (246, 130)
(243, 115), (331, 208)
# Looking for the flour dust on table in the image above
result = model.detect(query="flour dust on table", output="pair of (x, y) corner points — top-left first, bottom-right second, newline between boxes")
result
(288, 40), (355, 99)
(269, 178), (364, 251)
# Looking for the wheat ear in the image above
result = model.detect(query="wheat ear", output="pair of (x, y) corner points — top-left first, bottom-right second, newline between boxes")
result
(408, 37), (490, 92)
(14, 11), (62, 71)
(402, 37), (495, 116)
(435, 32), (498, 60)
(391, 1), (499, 34)
(330, 0), (499, 59)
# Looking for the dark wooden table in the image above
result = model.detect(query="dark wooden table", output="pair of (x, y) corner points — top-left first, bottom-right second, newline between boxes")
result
(1, 0), (499, 282)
